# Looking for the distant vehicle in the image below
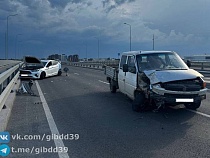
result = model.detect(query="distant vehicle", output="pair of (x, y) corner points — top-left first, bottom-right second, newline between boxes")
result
(20, 56), (62, 79)
(105, 51), (207, 111)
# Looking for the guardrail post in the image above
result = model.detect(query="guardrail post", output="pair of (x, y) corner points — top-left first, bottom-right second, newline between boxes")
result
(0, 83), (2, 94)
(201, 63), (204, 70)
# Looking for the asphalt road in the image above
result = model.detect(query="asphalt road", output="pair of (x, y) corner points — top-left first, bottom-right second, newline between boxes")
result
(7, 66), (210, 158)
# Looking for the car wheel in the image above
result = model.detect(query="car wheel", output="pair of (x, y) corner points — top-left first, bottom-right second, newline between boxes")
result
(184, 100), (201, 110)
(40, 72), (46, 79)
(110, 80), (116, 93)
(58, 70), (62, 76)
(132, 92), (146, 112)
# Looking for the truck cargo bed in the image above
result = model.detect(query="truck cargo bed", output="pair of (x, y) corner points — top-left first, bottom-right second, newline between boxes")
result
(104, 66), (118, 81)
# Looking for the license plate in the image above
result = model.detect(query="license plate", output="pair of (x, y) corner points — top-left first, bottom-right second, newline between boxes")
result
(176, 99), (194, 102)
(21, 74), (29, 77)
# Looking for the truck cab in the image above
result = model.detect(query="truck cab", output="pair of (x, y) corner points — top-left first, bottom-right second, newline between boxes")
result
(106, 51), (207, 112)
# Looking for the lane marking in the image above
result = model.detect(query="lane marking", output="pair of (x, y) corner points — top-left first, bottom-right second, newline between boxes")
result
(74, 73), (79, 75)
(187, 109), (210, 118)
(35, 81), (69, 158)
(98, 80), (109, 85)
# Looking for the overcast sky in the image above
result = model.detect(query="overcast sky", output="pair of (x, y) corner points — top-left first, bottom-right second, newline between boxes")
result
(0, 0), (210, 59)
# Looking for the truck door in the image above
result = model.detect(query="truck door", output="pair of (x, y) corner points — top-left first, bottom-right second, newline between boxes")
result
(125, 55), (137, 99)
(118, 55), (127, 94)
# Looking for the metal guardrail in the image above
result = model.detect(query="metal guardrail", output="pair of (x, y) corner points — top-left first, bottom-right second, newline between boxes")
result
(0, 61), (22, 112)
(67, 60), (210, 71)
(190, 61), (210, 70)
(67, 61), (119, 69)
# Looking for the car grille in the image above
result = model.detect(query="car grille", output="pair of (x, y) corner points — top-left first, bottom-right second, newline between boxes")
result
(161, 79), (202, 91)
(20, 70), (32, 74)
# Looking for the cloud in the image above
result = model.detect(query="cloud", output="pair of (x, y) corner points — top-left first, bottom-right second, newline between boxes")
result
(0, 0), (210, 59)
(102, 0), (135, 12)
(49, 0), (86, 8)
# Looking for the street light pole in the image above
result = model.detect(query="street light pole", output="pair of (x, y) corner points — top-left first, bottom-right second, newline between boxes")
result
(153, 34), (155, 50)
(124, 23), (132, 51)
(15, 34), (22, 59)
(6, 14), (18, 60)
(94, 37), (99, 59)
(5, 32), (6, 59)
(85, 43), (87, 60)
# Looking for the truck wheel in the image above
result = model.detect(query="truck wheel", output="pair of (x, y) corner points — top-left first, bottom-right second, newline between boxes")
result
(110, 80), (116, 93)
(132, 92), (145, 112)
(184, 101), (201, 110)
(40, 72), (46, 80)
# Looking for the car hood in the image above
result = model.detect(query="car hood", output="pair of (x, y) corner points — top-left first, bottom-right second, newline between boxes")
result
(23, 56), (44, 70)
(24, 56), (42, 63)
(143, 69), (203, 84)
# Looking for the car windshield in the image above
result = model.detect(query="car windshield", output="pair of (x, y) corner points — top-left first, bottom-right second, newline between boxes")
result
(136, 52), (188, 71)
(41, 61), (47, 67)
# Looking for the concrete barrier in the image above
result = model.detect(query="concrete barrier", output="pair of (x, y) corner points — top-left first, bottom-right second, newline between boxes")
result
(0, 61), (23, 112)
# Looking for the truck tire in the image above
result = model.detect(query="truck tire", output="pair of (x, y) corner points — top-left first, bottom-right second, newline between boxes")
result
(110, 80), (116, 93)
(132, 92), (145, 112)
(184, 100), (201, 110)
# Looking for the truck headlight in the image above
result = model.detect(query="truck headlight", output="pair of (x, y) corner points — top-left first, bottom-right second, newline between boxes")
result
(152, 84), (161, 89)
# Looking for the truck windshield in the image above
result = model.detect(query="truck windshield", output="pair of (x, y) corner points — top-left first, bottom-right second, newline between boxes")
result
(136, 52), (188, 71)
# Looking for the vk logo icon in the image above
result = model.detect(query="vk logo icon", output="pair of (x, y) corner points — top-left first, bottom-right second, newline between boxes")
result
(0, 132), (10, 143)
(0, 144), (10, 157)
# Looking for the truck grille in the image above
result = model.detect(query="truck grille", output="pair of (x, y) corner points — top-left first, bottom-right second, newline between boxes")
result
(164, 94), (198, 98)
(161, 79), (202, 91)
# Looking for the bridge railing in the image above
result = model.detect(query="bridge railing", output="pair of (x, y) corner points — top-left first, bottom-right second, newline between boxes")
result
(189, 61), (210, 71)
(67, 60), (120, 69)
(0, 61), (22, 111)
(66, 60), (210, 71)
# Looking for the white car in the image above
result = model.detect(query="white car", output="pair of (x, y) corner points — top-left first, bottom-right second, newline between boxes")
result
(20, 56), (62, 79)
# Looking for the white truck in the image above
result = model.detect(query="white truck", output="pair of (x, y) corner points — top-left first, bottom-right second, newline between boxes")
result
(105, 51), (208, 112)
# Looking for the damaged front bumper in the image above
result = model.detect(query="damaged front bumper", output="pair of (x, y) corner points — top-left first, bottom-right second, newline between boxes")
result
(150, 84), (207, 105)
(19, 70), (41, 79)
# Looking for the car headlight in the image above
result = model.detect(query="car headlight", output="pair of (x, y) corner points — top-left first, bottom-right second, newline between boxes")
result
(31, 69), (40, 72)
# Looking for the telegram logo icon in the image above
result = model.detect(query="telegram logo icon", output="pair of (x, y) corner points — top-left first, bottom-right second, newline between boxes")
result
(0, 144), (10, 157)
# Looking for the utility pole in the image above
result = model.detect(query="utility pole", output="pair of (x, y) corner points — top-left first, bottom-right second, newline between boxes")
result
(153, 34), (155, 50)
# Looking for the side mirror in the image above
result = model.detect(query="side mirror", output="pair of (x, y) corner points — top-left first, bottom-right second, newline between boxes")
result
(123, 64), (128, 72)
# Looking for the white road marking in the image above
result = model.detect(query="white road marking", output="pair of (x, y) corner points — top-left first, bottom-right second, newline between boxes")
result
(35, 81), (69, 158)
(98, 80), (109, 85)
(187, 109), (210, 118)
(74, 73), (79, 75)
